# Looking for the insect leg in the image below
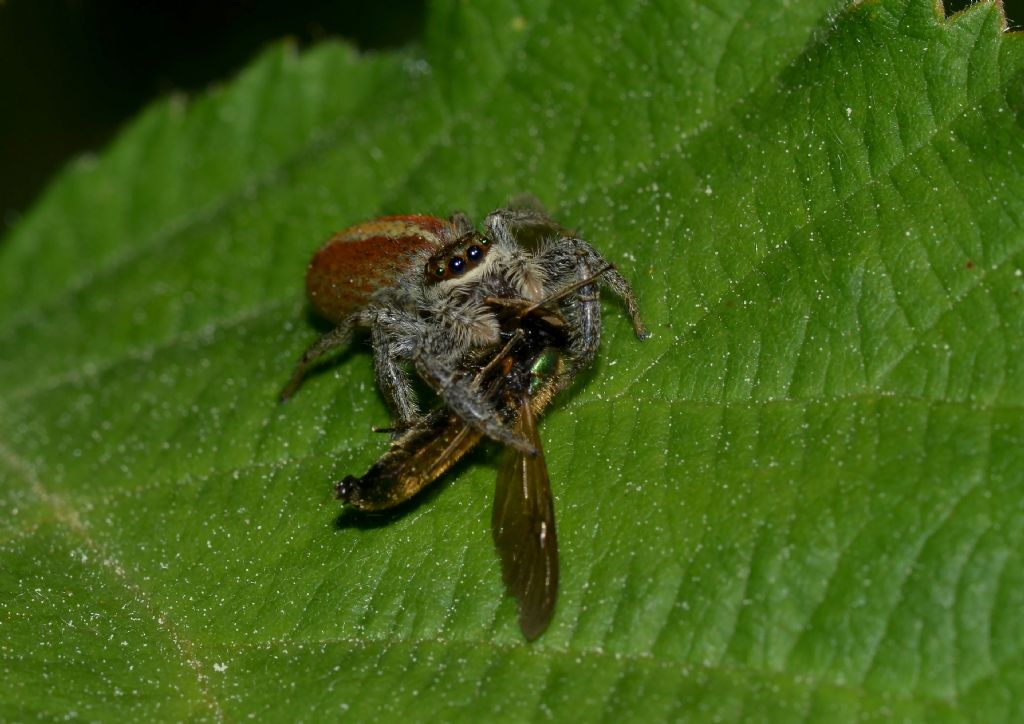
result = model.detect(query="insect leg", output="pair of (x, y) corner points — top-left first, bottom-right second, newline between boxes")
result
(558, 237), (649, 340)
(413, 351), (538, 455)
(448, 211), (475, 236)
(564, 248), (604, 380)
(279, 319), (355, 401)
(371, 309), (424, 430)
(482, 210), (551, 300)
(484, 203), (566, 243)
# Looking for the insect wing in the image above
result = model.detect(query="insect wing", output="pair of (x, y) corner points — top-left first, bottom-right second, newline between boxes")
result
(306, 215), (454, 324)
(491, 400), (558, 640)
(339, 411), (483, 512)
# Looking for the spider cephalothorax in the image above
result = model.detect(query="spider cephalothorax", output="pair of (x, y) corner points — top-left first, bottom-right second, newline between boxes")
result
(282, 201), (649, 452)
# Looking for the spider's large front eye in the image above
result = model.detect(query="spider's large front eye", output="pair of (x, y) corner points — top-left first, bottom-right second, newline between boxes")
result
(466, 245), (483, 262)
(448, 256), (466, 275)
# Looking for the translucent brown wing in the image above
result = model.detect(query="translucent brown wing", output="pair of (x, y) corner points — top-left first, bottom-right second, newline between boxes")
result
(338, 411), (483, 512)
(491, 399), (558, 640)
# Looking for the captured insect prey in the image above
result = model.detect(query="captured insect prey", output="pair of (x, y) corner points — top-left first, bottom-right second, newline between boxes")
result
(339, 297), (569, 640)
(283, 200), (648, 640)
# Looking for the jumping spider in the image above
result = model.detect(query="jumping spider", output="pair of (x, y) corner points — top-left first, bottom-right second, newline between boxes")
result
(282, 202), (649, 453)
(337, 292), (574, 640)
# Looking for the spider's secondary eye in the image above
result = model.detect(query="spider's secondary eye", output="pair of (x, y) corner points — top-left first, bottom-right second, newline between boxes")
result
(432, 264), (446, 278)
(478, 236), (490, 246)
(466, 245), (483, 262)
(448, 256), (466, 275)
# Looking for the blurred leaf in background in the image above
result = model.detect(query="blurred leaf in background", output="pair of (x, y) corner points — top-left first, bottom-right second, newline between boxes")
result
(2, 0), (1024, 720)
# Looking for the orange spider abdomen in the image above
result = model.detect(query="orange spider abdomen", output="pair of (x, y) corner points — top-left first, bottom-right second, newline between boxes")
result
(305, 215), (456, 324)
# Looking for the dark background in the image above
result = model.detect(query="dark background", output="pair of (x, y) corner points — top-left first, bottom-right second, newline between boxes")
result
(0, 0), (1015, 230)
(0, 0), (426, 229)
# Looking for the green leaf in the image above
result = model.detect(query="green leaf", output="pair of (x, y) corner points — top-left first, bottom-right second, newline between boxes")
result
(2, 0), (1023, 719)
